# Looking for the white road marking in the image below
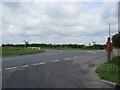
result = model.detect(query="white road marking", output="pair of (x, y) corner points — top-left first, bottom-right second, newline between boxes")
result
(33, 62), (46, 66)
(64, 58), (71, 60)
(0, 69), (1, 71)
(87, 51), (91, 53)
(52, 60), (60, 62)
(73, 56), (79, 59)
(22, 65), (29, 68)
(33, 63), (41, 66)
(87, 51), (96, 54)
(4, 67), (16, 71)
(39, 62), (46, 65)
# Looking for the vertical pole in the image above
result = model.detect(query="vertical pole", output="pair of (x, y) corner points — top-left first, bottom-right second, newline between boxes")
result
(107, 37), (111, 61)
(109, 23), (110, 38)
(107, 23), (111, 61)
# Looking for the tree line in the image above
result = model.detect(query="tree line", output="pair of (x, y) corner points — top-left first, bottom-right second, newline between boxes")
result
(2, 43), (106, 50)
(2, 32), (119, 49)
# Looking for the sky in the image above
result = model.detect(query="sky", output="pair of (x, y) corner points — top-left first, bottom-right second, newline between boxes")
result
(1, 0), (119, 45)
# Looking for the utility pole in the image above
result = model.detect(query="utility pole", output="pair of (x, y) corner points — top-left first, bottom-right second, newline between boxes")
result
(107, 23), (111, 61)
(118, 1), (120, 33)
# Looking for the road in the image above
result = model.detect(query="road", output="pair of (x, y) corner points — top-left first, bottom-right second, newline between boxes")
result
(2, 49), (111, 88)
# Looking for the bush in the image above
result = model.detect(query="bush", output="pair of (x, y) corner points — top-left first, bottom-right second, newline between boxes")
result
(112, 32), (120, 48)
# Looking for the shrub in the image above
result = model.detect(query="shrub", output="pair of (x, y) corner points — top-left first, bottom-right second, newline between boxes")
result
(112, 32), (120, 48)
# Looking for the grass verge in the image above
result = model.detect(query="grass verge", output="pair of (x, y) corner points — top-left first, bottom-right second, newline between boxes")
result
(95, 56), (120, 83)
(2, 47), (44, 56)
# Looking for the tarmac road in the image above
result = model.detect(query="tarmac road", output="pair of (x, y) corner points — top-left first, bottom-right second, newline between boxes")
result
(2, 49), (112, 88)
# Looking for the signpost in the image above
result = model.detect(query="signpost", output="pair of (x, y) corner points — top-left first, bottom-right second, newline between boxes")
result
(106, 38), (112, 61)
(106, 23), (112, 61)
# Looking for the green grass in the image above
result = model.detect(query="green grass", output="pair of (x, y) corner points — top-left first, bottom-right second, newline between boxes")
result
(2, 47), (44, 56)
(41, 47), (102, 50)
(96, 56), (120, 83)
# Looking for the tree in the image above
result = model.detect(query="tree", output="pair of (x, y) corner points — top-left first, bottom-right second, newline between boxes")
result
(112, 32), (120, 48)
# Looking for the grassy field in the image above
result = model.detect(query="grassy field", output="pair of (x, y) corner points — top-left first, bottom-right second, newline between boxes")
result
(2, 47), (44, 56)
(96, 56), (120, 83)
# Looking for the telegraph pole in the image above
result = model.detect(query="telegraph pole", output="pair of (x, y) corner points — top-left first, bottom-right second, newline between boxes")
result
(107, 23), (111, 61)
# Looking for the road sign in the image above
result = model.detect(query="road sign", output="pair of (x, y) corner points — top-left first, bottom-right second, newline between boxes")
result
(106, 42), (112, 52)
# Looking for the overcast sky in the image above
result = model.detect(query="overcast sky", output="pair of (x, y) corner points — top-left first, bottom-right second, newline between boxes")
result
(2, 1), (118, 45)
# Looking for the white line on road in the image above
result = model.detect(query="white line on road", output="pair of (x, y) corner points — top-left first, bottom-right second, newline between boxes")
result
(4, 67), (16, 71)
(33, 62), (46, 66)
(52, 59), (60, 62)
(38, 62), (46, 65)
(39, 62), (46, 65)
(0, 69), (1, 71)
(22, 65), (29, 68)
(33, 63), (41, 66)
(64, 58), (71, 60)
(73, 56), (79, 59)
(87, 51), (96, 54)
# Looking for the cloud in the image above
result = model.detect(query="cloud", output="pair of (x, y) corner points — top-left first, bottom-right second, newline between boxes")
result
(2, 2), (118, 44)
(8, 25), (22, 34)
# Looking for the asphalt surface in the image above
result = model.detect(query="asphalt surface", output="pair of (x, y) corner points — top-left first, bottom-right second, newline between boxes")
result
(2, 49), (112, 88)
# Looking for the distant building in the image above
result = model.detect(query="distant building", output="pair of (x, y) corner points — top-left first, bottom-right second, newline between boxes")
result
(27, 47), (41, 50)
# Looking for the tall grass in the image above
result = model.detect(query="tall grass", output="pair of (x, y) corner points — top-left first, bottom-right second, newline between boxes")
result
(96, 56), (120, 83)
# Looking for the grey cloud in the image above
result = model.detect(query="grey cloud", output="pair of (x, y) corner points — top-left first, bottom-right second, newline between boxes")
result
(2, 2), (118, 44)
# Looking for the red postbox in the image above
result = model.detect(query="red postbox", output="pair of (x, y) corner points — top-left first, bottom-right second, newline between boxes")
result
(106, 42), (112, 52)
